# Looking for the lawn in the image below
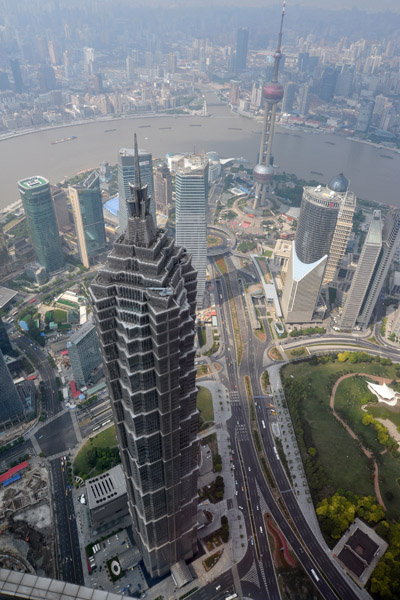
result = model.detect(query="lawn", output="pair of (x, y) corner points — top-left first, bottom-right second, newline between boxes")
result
(197, 326), (206, 348)
(282, 358), (400, 510)
(197, 386), (214, 424)
(53, 309), (68, 323)
(368, 405), (400, 429)
(74, 425), (118, 475)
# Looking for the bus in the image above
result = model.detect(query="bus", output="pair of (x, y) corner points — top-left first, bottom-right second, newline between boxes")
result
(29, 298), (37, 304)
(225, 594), (238, 600)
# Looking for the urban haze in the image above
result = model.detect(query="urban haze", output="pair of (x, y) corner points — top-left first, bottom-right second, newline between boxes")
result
(0, 2), (400, 600)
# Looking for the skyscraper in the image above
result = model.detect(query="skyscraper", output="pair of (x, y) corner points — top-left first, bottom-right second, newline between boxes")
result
(357, 209), (400, 328)
(282, 82), (296, 113)
(154, 163), (172, 217)
(235, 27), (249, 72)
(90, 136), (199, 578)
(356, 101), (374, 134)
(10, 58), (23, 93)
(298, 83), (310, 117)
(18, 176), (64, 274)
(0, 223), (11, 277)
(323, 178), (356, 284)
(0, 350), (24, 423)
(175, 155), (208, 307)
(51, 185), (70, 232)
(118, 147), (155, 233)
(67, 321), (102, 386)
(319, 66), (339, 102)
(253, 2), (286, 209)
(340, 211), (382, 330)
(69, 171), (106, 268)
(281, 174), (348, 323)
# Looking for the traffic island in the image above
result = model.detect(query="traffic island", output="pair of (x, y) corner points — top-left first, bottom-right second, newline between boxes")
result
(106, 556), (124, 582)
(269, 347), (284, 361)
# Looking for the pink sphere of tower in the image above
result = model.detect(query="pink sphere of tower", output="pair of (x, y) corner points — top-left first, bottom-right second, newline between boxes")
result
(253, 164), (274, 184)
(262, 82), (284, 102)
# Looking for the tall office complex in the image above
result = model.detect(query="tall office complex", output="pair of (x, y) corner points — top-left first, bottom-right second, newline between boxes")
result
(253, 2), (285, 209)
(341, 211), (382, 330)
(67, 320), (102, 386)
(51, 185), (70, 232)
(154, 163), (172, 217)
(235, 27), (249, 72)
(175, 155), (208, 306)
(18, 176), (64, 274)
(323, 178), (356, 284)
(0, 223), (11, 277)
(281, 174), (348, 323)
(282, 82), (296, 113)
(69, 171), (106, 268)
(0, 350), (24, 423)
(10, 58), (23, 93)
(356, 101), (375, 133)
(90, 137), (199, 578)
(118, 146), (155, 234)
(357, 209), (400, 328)
(298, 83), (310, 117)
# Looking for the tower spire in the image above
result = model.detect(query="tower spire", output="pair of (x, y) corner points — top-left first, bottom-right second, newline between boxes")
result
(134, 132), (142, 189)
(252, 1), (286, 210)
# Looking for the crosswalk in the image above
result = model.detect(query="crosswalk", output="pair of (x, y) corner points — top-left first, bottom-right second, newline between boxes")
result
(241, 559), (260, 588)
(229, 391), (240, 406)
(236, 424), (249, 441)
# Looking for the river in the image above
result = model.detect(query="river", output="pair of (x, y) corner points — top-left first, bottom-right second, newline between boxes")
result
(1, 91), (399, 209)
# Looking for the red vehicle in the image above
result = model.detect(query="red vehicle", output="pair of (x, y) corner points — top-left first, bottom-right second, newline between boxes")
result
(29, 298), (37, 304)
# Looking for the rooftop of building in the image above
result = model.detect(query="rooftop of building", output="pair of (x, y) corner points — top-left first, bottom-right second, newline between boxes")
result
(0, 286), (18, 310)
(175, 154), (208, 174)
(366, 211), (383, 245)
(86, 464), (126, 510)
(119, 147), (151, 158)
(292, 243), (327, 280)
(18, 176), (48, 189)
(304, 184), (344, 206)
(67, 319), (95, 346)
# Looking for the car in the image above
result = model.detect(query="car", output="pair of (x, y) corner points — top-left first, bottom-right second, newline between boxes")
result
(259, 526), (263, 534)
(250, 537), (254, 545)
(216, 586), (221, 591)
(232, 465), (235, 470)
(248, 467), (251, 472)
(235, 480), (238, 485)
(238, 505), (243, 510)
(235, 491), (238, 495)
(256, 505), (259, 511)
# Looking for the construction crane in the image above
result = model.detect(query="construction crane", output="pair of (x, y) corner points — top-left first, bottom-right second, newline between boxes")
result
(148, 287), (173, 297)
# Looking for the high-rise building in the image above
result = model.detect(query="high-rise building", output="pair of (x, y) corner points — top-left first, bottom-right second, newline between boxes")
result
(118, 147), (155, 233)
(69, 171), (106, 268)
(18, 176), (64, 274)
(281, 248), (327, 323)
(229, 80), (240, 105)
(340, 211), (382, 330)
(319, 66), (339, 102)
(0, 350), (24, 423)
(90, 137), (199, 578)
(10, 58), (23, 93)
(0, 316), (13, 356)
(167, 53), (177, 74)
(235, 27), (249, 72)
(323, 178), (356, 284)
(175, 155), (208, 307)
(298, 83), (310, 116)
(154, 163), (172, 217)
(0, 223), (11, 277)
(252, 3), (285, 209)
(357, 209), (400, 328)
(67, 321), (102, 386)
(282, 82), (296, 113)
(281, 174), (348, 323)
(51, 185), (71, 232)
(334, 64), (355, 98)
(356, 101), (374, 133)
(295, 178), (343, 264)
(126, 55), (135, 81)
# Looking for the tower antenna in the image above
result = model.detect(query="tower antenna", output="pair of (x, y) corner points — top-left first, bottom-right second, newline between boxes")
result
(134, 133), (142, 188)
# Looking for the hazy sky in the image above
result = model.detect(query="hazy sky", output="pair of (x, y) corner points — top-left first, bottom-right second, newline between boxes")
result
(173, 0), (400, 12)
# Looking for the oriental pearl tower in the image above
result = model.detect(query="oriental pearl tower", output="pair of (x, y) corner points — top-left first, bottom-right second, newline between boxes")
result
(253, 1), (286, 210)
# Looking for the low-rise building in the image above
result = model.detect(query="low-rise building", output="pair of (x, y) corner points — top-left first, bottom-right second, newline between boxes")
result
(86, 464), (129, 529)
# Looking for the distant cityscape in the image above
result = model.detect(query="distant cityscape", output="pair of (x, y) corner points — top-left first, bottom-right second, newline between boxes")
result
(1, 3), (400, 600)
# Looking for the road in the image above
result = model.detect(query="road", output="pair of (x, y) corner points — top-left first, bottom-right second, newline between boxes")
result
(15, 335), (61, 417)
(50, 457), (84, 585)
(212, 255), (366, 599)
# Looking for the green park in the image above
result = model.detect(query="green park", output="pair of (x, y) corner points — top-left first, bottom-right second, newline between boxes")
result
(282, 352), (400, 599)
